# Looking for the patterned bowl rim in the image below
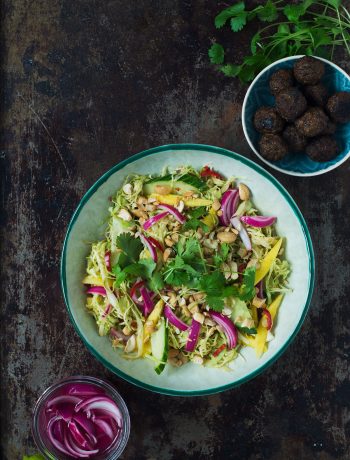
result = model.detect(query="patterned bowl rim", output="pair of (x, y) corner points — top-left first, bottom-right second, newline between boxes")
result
(242, 55), (350, 177)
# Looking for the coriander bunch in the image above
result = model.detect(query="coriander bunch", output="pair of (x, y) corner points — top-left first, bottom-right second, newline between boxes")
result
(209, 0), (350, 82)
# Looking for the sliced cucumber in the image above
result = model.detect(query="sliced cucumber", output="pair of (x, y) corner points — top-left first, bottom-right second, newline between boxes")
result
(230, 298), (257, 335)
(151, 317), (168, 375)
(143, 174), (206, 196)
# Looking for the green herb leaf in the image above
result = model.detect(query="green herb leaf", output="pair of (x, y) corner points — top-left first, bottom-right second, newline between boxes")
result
(257, 0), (278, 22)
(206, 295), (225, 311)
(116, 233), (143, 263)
(188, 206), (207, 219)
(182, 218), (209, 232)
(230, 12), (248, 32)
(219, 63), (241, 77)
(250, 32), (261, 54)
(148, 271), (164, 292)
(237, 325), (257, 335)
(215, 2), (246, 29)
(208, 43), (225, 64)
(283, 4), (306, 22)
(238, 266), (256, 301)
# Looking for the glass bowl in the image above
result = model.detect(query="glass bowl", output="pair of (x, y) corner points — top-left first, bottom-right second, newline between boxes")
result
(32, 375), (130, 460)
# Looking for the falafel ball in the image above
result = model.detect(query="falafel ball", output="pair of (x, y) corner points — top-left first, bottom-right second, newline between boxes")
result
(259, 134), (288, 161)
(275, 88), (308, 121)
(253, 107), (285, 134)
(306, 136), (339, 162)
(269, 69), (294, 96)
(293, 56), (325, 85)
(324, 120), (337, 135)
(282, 125), (307, 153)
(326, 92), (350, 123)
(295, 107), (329, 137)
(304, 83), (328, 107)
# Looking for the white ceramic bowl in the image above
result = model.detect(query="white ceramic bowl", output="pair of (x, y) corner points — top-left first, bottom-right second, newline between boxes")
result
(242, 55), (350, 176)
(61, 144), (315, 395)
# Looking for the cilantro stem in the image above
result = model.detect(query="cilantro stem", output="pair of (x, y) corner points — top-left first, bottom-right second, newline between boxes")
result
(336, 7), (350, 56)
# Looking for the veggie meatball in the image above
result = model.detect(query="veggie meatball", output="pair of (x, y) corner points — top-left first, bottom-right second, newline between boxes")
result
(269, 69), (294, 96)
(253, 107), (285, 134)
(304, 83), (328, 107)
(324, 120), (337, 135)
(326, 92), (350, 123)
(275, 88), (308, 121)
(293, 56), (325, 85)
(295, 107), (329, 137)
(282, 125), (307, 153)
(259, 134), (288, 161)
(306, 136), (339, 162)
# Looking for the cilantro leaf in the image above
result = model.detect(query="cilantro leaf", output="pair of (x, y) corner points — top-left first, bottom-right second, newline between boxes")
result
(188, 206), (207, 219)
(206, 295), (225, 311)
(230, 12), (247, 32)
(208, 43), (225, 65)
(182, 206), (209, 232)
(182, 218), (209, 233)
(200, 271), (225, 296)
(283, 3), (307, 22)
(215, 2), (246, 29)
(238, 266), (256, 301)
(219, 63), (241, 77)
(116, 233), (143, 263)
(213, 243), (230, 267)
(257, 0), (278, 22)
(237, 325), (257, 335)
(112, 265), (127, 287)
(148, 271), (164, 292)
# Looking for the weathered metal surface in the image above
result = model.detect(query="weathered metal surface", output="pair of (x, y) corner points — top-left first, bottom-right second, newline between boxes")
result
(1, 1), (350, 459)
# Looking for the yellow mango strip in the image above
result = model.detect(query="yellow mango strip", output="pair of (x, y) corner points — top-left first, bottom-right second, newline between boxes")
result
(142, 299), (165, 354)
(254, 294), (284, 357)
(150, 193), (181, 206)
(185, 198), (213, 207)
(201, 209), (218, 230)
(251, 305), (258, 325)
(82, 275), (104, 286)
(268, 294), (284, 322)
(255, 321), (268, 358)
(255, 238), (283, 285)
(240, 333), (256, 348)
(150, 193), (213, 208)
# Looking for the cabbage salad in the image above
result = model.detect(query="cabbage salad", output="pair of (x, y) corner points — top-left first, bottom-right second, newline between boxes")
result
(83, 165), (290, 374)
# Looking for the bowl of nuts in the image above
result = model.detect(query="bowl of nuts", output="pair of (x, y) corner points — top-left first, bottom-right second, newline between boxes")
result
(61, 144), (314, 395)
(242, 55), (350, 176)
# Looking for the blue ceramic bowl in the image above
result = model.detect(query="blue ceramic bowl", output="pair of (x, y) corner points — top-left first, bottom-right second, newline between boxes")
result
(242, 55), (350, 176)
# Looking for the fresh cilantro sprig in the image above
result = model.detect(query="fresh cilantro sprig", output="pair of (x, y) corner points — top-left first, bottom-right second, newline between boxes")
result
(209, 0), (350, 82)
(112, 233), (157, 287)
(199, 266), (256, 311)
(182, 206), (209, 232)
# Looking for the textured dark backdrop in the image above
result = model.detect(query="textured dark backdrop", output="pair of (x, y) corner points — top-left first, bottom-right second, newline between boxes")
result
(1, 1), (350, 459)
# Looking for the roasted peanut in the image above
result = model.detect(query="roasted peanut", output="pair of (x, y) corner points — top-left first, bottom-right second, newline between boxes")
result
(217, 232), (237, 243)
(163, 248), (172, 262)
(238, 183), (250, 201)
(212, 199), (221, 211)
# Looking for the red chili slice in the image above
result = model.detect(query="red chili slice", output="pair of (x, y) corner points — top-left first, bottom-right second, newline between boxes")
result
(200, 166), (224, 179)
(213, 344), (227, 357)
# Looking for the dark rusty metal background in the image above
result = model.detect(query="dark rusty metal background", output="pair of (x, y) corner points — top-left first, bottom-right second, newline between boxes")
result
(1, 1), (350, 459)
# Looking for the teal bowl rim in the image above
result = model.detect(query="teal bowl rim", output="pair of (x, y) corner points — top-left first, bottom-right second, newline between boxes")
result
(60, 143), (315, 396)
(242, 55), (350, 177)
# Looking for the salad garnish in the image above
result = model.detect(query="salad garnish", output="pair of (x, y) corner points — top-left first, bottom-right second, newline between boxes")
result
(83, 166), (290, 373)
